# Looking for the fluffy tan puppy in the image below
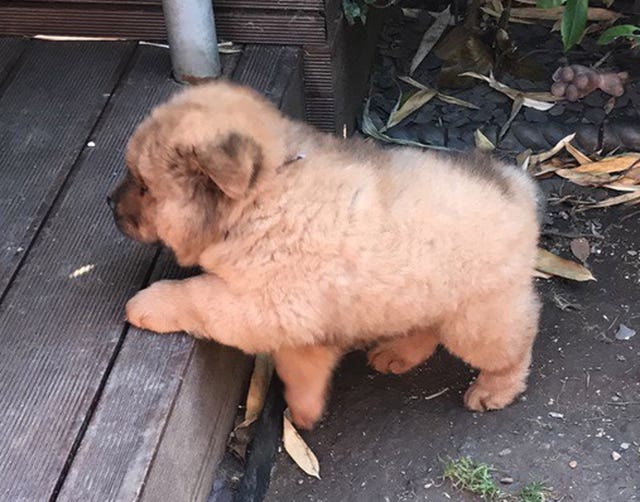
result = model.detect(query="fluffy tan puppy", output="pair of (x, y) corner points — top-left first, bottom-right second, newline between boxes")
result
(109, 81), (541, 429)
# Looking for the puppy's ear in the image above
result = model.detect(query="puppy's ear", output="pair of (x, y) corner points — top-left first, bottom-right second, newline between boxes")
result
(189, 132), (263, 199)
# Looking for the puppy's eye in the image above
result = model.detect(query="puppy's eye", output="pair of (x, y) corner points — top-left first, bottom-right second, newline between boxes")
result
(139, 185), (149, 196)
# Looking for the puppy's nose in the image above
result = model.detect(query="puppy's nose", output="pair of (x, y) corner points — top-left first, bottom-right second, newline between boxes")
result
(106, 195), (116, 211)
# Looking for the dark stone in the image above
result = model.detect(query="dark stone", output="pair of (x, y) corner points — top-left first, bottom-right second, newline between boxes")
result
(524, 108), (547, 123)
(583, 91), (607, 108)
(584, 107), (607, 124)
(374, 72), (396, 90)
(575, 124), (599, 153)
(565, 115), (580, 124)
(471, 109), (492, 123)
(387, 123), (420, 142)
(548, 103), (565, 116)
(565, 101), (584, 112)
(614, 93), (631, 109)
(492, 108), (508, 123)
(498, 131), (521, 151)
(416, 123), (446, 146)
(486, 91), (510, 105)
(541, 123), (570, 146)
(601, 124), (623, 152)
(611, 121), (640, 150)
(512, 122), (548, 150)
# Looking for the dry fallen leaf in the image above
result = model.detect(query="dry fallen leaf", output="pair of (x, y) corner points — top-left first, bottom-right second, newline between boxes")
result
(570, 237), (591, 263)
(410, 6), (451, 75)
(555, 169), (618, 186)
(500, 97), (524, 139)
(578, 191), (640, 210)
(362, 99), (448, 150)
(565, 142), (591, 165)
(236, 354), (274, 429)
(384, 89), (438, 130)
(573, 155), (640, 174)
(474, 129), (495, 150)
(536, 248), (596, 281)
(529, 133), (576, 166)
(283, 410), (320, 479)
(399, 76), (478, 109)
(508, 6), (620, 22)
(460, 72), (560, 110)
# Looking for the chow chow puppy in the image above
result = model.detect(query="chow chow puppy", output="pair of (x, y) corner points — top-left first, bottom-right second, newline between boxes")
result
(109, 81), (540, 429)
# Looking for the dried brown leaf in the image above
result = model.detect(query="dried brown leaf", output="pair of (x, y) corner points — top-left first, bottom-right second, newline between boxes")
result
(578, 191), (640, 210)
(500, 97), (524, 139)
(555, 169), (618, 186)
(570, 237), (591, 263)
(283, 411), (321, 479)
(536, 248), (596, 281)
(399, 76), (479, 109)
(530, 133), (576, 165)
(474, 129), (496, 150)
(385, 89), (438, 130)
(573, 155), (640, 174)
(237, 354), (274, 428)
(410, 6), (451, 75)
(509, 6), (620, 21)
(460, 72), (560, 110)
(362, 99), (449, 150)
(565, 142), (591, 165)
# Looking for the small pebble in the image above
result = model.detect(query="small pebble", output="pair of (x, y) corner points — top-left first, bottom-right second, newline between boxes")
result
(620, 442), (630, 450)
(87, 141), (96, 147)
(612, 451), (622, 461)
(569, 460), (578, 469)
(500, 477), (514, 484)
(498, 448), (512, 456)
(615, 324), (636, 341)
(627, 250), (637, 256)
(549, 412), (564, 419)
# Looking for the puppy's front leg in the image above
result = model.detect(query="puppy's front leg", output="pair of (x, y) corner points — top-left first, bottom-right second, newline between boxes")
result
(126, 274), (290, 354)
(126, 279), (197, 334)
(274, 345), (342, 429)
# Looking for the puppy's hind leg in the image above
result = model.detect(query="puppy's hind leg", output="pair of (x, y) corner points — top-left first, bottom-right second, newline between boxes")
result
(441, 284), (540, 412)
(273, 345), (342, 429)
(367, 328), (439, 374)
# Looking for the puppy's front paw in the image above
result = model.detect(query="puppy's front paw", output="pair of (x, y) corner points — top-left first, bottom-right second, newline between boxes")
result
(463, 378), (525, 412)
(125, 281), (182, 334)
(285, 392), (325, 430)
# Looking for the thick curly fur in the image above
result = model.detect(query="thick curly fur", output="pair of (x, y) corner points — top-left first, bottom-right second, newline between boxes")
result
(110, 81), (541, 429)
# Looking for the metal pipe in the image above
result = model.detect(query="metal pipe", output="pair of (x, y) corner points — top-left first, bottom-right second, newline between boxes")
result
(162, 0), (221, 83)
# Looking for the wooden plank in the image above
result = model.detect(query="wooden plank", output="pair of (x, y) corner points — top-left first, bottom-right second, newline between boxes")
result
(0, 38), (28, 86)
(0, 43), (170, 501)
(0, 40), (134, 299)
(19, 0), (324, 9)
(57, 45), (305, 501)
(0, 3), (326, 44)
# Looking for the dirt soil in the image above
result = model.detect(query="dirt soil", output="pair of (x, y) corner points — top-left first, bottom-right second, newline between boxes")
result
(265, 180), (640, 502)
(262, 1), (640, 499)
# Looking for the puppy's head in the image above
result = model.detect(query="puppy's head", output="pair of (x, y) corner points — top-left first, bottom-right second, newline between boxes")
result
(108, 81), (288, 266)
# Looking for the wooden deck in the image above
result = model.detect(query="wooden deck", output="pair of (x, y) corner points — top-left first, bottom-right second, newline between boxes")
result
(0, 38), (304, 501)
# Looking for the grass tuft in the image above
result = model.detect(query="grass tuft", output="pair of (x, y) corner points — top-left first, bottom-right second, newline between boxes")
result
(443, 457), (504, 500)
(442, 457), (552, 501)
(518, 481), (551, 502)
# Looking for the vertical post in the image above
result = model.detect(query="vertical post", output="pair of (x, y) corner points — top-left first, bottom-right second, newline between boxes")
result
(162, 0), (221, 83)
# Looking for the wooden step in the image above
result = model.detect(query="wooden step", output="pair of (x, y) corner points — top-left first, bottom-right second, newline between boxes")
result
(0, 40), (304, 501)
(0, 0), (380, 134)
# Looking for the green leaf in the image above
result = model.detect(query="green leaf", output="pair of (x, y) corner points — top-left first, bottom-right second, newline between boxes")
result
(561, 0), (588, 51)
(597, 24), (640, 45)
(342, 0), (361, 25)
(536, 0), (565, 8)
